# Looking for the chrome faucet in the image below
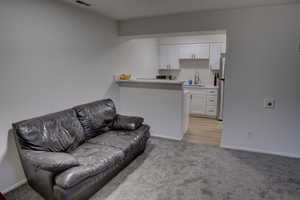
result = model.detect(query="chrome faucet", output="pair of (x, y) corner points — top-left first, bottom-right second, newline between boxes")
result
(194, 71), (200, 85)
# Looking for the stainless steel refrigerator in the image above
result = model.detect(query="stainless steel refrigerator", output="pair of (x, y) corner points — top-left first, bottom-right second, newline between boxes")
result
(217, 53), (226, 121)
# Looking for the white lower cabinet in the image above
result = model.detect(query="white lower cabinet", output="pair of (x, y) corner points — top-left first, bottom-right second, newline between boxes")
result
(206, 105), (217, 116)
(206, 95), (218, 106)
(187, 88), (218, 117)
(190, 93), (206, 115)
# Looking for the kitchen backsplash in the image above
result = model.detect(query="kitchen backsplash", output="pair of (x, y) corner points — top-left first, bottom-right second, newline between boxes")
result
(159, 59), (213, 85)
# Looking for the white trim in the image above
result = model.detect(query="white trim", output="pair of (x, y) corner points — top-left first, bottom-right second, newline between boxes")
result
(2, 179), (27, 194)
(221, 144), (300, 159)
(151, 134), (183, 141)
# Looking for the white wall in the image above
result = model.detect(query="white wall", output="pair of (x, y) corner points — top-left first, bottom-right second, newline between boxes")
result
(0, 0), (159, 192)
(119, 4), (300, 158)
(112, 38), (159, 79)
(119, 85), (184, 140)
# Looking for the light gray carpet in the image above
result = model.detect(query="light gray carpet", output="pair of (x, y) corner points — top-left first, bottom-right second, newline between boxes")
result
(5, 137), (300, 200)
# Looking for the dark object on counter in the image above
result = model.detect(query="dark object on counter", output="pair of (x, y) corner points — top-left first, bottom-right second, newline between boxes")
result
(156, 75), (167, 79)
(214, 73), (220, 86)
(156, 75), (176, 80)
(12, 99), (150, 200)
(214, 73), (217, 86)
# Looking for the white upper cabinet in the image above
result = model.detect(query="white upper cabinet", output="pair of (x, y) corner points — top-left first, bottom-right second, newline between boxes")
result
(159, 45), (180, 69)
(221, 43), (226, 54)
(168, 45), (180, 69)
(159, 42), (226, 70)
(159, 45), (169, 69)
(209, 43), (224, 70)
(179, 44), (195, 59)
(179, 44), (209, 59)
(195, 44), (210, 59)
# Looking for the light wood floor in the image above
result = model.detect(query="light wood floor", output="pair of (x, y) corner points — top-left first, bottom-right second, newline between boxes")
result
(182, 117), (222, 146)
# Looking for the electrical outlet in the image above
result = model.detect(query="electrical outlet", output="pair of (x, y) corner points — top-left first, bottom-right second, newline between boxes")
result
(264, 98), (275, 110)
(247, 131), (254, 138)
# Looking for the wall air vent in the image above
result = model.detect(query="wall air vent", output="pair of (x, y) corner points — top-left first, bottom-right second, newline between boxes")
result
(75, 0), (91, 7)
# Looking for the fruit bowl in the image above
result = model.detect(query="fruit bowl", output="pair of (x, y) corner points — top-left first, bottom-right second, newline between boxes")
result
(119, 74), (132, 80)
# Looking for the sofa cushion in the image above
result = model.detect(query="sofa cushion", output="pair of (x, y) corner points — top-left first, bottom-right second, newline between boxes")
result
(13, 109), (85, 152)
(21, 150), (79, 173)
(87, 125), (150, 157)
(55, 143), (124, 189)
(112, 114), (144, 131)
(74, 99), (116, 139)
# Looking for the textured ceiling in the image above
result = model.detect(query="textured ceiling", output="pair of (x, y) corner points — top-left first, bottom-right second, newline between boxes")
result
(63, 0), (299, 20)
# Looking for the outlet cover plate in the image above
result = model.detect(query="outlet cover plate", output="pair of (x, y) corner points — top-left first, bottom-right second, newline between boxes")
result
(264, 98), (275, 110)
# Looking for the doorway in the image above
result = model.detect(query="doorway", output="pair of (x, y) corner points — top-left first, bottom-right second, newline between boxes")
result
(183, 117), (222, 146)
(123, 31), (227, 146)
(174, 32), (226, 147)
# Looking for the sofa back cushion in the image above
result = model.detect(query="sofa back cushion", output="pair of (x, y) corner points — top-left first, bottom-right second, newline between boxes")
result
(13, 109), (85, 152)
(74, 99), (116, 139)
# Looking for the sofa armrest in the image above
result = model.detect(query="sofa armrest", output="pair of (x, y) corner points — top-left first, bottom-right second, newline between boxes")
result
(112, 114), (144, 131)
(21, 150), (79, 173)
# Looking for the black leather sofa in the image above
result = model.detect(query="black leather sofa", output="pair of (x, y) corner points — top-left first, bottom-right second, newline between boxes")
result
(12, 99), (150, 200)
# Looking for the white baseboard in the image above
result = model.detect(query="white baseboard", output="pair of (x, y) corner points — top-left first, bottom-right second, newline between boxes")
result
(221, 144), (300, 159)
(151, 134), (182, 141)
(2, 179), (27, 194)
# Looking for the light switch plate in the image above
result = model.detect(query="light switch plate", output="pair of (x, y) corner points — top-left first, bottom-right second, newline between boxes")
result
(264, 98), (275, 110)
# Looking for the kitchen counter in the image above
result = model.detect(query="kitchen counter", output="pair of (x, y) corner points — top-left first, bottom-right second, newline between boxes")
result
(116, 78), (184, 85)
(183, 84), (218, 89)
(116, 78), (185, 90)
(116, 78), (185, 140)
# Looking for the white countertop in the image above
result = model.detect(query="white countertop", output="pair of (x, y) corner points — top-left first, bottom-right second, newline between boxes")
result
(116, 78), (185, 85)
(183, 84), (218, 89)
(115, 78), (218, 89)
